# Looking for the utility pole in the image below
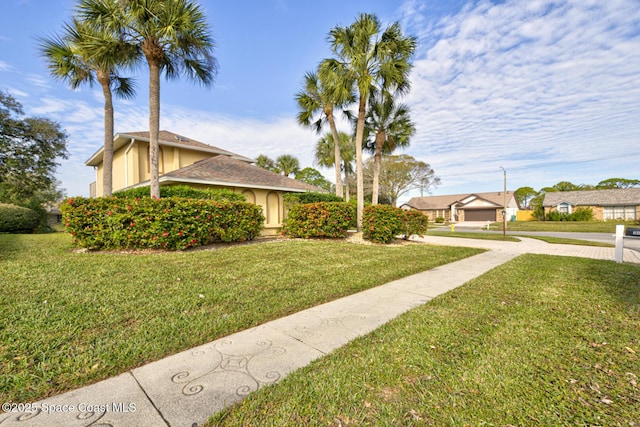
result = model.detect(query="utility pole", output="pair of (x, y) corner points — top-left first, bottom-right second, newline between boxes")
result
(500, 166), (507, 239)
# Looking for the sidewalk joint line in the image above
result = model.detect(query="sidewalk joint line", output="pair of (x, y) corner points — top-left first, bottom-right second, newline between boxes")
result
(129, 371), (171, 427)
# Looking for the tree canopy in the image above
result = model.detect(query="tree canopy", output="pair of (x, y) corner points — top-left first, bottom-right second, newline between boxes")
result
(295, 167), (332, 192)
(363, 154), (439, 207)
(596, 178), (640, 189)
(0, 91), (68, 204)
(514, 186), (537, 209)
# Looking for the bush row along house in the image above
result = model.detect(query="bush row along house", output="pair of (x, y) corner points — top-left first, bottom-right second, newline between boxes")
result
(400, 192), (519, 222)
(85, 130), (323, 235)
(542, 188), (640, 221)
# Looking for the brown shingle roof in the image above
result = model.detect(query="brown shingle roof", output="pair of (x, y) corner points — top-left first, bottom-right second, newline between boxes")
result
(542, 188), (640, 206)
(119, 130), (253, 162)
(404, 191), (514, 210)
(160, 156), (324, 193)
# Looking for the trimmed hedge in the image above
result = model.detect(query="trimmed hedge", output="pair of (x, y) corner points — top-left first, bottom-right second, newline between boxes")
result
(60, 196), (264, 250)
(284, 202), (354, 239)
(363, 205), (429, 243)
(284, 192), (343, 207)
(363, 205), (405, 243)
(0, 203), (40, 233)
(114, 185), (246, 202)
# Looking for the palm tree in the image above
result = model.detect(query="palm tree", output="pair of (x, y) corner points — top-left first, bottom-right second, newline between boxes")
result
(255, 154), (276, 171)
(275, 154), (300, 177)
(364, 90), (415, 205)
(295, 64), (353, 197)
(77, 0), (218, 198)
(324, 13), (416, 230)
(314, 131), (354, 199)
(40, 17), (135, 196)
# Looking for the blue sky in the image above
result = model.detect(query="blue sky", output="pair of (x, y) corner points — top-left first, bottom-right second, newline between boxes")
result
(1, 0), (639, 204)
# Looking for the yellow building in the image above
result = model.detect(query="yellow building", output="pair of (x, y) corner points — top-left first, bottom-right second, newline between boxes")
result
(85, 130), (322, 235)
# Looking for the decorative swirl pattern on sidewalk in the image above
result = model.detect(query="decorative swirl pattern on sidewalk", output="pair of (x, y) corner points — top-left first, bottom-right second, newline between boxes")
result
(170, 339), (286, 397)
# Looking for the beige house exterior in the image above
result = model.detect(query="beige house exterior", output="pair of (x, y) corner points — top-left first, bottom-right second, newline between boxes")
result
(543, 188), (640, 221)
(85, 131), (322, 235)
(401, 191), (519, 222)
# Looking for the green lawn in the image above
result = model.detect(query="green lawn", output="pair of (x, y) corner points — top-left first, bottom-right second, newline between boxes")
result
(494, 220), (637, 232)
(209, 255), (640, 426)
(0, 233), (482, 403)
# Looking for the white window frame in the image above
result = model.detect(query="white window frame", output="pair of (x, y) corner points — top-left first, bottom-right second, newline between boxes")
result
(557, 203), (572, 214)
(604, 205), (636, 220)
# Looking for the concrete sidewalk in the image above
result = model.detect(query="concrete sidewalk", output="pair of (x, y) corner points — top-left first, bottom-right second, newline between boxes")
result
(2, 237), (638, 426)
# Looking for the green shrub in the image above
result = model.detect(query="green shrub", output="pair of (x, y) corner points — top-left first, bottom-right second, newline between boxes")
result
(400, 210), (429, 239)
(0, 203), (40, 233)
(362, 205), (405, 244)
(284, 192), (342, 207)
(571, 207), (593, 221)
(60, 196), (264, 250)
(546, 207), (593, 222)
(435, 216), (445, 223)
(284, 202), (354, 239)
(114, 185), (246, 202)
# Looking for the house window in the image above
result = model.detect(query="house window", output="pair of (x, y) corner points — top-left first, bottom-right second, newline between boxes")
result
(557, 203), (571, 214)
(604, 206), (636, 220)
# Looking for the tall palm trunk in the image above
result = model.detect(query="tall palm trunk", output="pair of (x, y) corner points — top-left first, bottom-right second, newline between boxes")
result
(344, 168), (350, 202)
(98, 72), (114, 197)
(326, 109), (343, 198)
(372, 129), (385, 205)
(148, 59), (161, 198)
(355, 96), (366, 231)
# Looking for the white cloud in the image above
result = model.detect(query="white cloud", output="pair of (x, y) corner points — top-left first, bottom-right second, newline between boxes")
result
(401, 0), (640, 196)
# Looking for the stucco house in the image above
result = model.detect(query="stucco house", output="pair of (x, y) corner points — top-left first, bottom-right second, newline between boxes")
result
(85, 130), (322, 234)
(401, 191), (519, 222)
(542, 188), (640, 220)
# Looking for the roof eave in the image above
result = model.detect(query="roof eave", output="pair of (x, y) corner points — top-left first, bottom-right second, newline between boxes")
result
(156, 176), (316, 193)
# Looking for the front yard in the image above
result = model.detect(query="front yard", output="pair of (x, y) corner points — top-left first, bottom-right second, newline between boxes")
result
(210, 254), (640, 426)
(0, 233), (481, 404)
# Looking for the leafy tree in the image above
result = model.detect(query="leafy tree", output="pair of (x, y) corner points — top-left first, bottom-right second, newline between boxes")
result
(295, 167), (332, 192)
(255, 154), (276, 171)
(364, 89), (415, 205)
(314, 131), (355, 199)
(296, 64), (353, 197)
(552, 181), (581, 191)
(514, 186), (537, 209)
(363, 154), (439, 207)
(0, 91), (68, 228)
(275, 154), (300, 177)
(324, 13), (416, 230)
(40, 17), (136, 196)
(78, 0), (218, 198)
(596, 178), (640, 189)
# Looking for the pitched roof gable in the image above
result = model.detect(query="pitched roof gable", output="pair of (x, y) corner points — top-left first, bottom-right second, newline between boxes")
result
(85, 130), (253, 165)
(405, 191), (514, 210)
(542, 188), (640, 206)
(159, 156), (324, 193)
(119, 130), (253, 162)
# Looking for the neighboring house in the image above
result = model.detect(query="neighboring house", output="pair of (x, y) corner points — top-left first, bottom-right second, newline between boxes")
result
(45, 203), (62, 224)
(85, 130), (323, 234)
(401, 191), (519, 222)
(542, 188), (640, 220)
